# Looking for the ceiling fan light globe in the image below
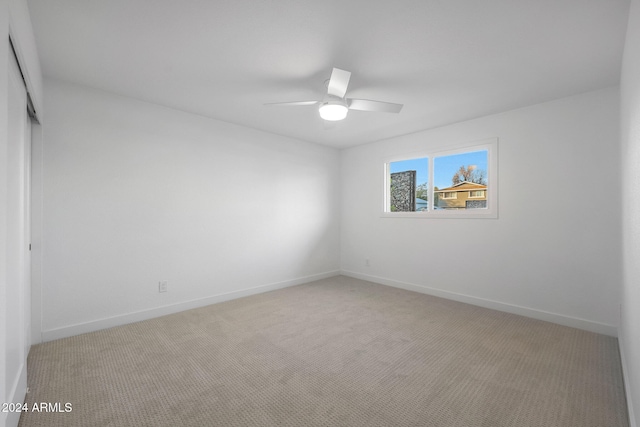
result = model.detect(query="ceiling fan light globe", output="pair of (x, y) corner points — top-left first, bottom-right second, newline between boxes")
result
(319, 103), (348, 121)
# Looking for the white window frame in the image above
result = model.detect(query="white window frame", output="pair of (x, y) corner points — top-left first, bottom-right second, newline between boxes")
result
(382, 138), (498, 219)
(469, 190), (485, 198)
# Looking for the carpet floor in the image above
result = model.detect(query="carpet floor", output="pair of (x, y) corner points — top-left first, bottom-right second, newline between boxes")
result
(19, 275), (628, 426)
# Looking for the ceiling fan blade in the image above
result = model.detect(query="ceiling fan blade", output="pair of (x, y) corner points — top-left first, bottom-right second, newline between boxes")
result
(348, 98), (403, 113)
(327, 68), (351, 98)
(264, 101), (320, 106)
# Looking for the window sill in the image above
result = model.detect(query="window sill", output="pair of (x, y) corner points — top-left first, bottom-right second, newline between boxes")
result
(381, 210), (498, 219)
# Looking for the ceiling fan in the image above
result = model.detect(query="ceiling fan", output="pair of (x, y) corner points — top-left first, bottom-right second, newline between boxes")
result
(265, 68), (403, 121)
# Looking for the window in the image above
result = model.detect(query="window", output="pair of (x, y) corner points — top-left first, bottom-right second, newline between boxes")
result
(383, 139), (498, 218)
(388, 157), (428, 212)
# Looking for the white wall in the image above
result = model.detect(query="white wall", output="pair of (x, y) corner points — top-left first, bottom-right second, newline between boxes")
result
(38, 79), (340, 341)
(341, 87), (621, 336)
(620, 0), (640, 424)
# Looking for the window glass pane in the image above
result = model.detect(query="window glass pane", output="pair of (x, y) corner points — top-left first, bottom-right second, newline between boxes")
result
(389, 157), (428, 212)
(433, 150), (488, 210)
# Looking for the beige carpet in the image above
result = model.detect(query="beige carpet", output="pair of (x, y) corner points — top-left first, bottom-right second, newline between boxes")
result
(19, 276), (628, 426)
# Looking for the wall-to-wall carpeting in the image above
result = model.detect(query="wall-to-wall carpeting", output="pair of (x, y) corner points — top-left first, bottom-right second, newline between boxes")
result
(19, 276), (628, 427)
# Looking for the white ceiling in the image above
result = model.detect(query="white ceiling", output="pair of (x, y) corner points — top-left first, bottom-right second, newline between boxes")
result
(27, 0), (630, 148)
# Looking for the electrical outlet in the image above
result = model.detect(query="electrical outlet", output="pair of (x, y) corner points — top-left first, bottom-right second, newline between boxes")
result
(159, 281), (168, 293)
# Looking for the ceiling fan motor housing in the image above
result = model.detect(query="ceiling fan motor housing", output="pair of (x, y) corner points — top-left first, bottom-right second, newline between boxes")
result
(319, 97), (349, 121)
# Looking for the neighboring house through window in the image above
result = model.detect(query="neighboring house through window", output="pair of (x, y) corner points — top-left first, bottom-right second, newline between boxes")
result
(435, 182), (487, 209)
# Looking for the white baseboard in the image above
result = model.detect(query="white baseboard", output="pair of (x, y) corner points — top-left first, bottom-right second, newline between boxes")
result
(619, 333), (637, 427)
(4, 361), (27, 427)
(42, 270), (340, 342)
(340, 270), (617, 337)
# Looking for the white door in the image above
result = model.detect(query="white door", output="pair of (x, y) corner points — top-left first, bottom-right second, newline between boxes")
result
(3, 44), (32, 427)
